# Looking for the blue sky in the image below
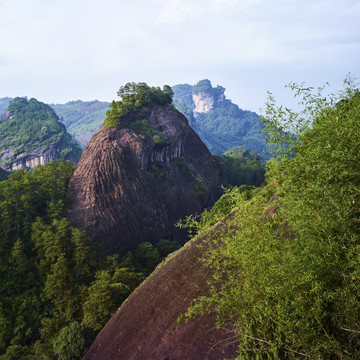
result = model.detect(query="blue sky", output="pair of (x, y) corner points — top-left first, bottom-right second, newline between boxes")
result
(0, 0), (359, 112)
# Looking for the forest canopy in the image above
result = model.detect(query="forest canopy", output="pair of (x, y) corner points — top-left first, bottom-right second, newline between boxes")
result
(104, 82), (174, 128)
(0, 97), (82, 167)
(214, 146), (265, 187)
(182, 79), (360, 359)
(0, 160), (181, 360)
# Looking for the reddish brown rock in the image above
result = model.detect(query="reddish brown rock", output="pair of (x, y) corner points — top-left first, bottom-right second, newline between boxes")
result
(84, 220), (238, 360)
(68, 104), (226, 256)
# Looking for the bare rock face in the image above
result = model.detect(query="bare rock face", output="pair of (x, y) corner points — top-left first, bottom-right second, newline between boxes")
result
(0, 97), (82, 171)
(68, 104), (226, 256)
(83, 219), (238, 360)
(192, 92), (216, 114)
(0, 140), (81, 171)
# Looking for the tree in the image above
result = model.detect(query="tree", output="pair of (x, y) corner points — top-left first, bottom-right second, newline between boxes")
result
(104, 82), (174, 128)
(53, 321), (91, 360)
(82, 271), (128, 331)
(184, 78), (360, 358)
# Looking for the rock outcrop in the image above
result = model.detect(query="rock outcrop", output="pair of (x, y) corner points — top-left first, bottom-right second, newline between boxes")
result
(172, 79), (267, 157)
(192, 79), (225, 115)
(68, 104), (226, 256)
(0, 140), (81, 171)
(84, 217), (238, 360)
(0, 97), (82, 170)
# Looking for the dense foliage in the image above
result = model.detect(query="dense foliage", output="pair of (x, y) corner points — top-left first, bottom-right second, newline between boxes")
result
(51, 100), (110, 148)
(182, 80), (360, 359)
(104, 82), (174, 128)
(0, 160), (180, 359)
(172, 80), (268, 157)
(215, 146), (265, 187)
(192, 79), (225, 97)
(0, 98), (82, 164)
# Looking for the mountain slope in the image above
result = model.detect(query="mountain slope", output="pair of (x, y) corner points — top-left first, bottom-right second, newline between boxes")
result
(0, 97), (82, 170)
(172, 79), (268, 157)
(84, 85), (360, 359)
(51, 100), (110, 147)
(84, 215), (238, 360)
(68, 84), (226, 256)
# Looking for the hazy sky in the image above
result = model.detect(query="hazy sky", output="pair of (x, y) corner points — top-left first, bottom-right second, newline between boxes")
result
(0, 0), (359, 112)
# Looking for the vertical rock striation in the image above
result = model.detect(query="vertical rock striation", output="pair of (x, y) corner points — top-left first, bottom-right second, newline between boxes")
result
(68, 104), (226, 256)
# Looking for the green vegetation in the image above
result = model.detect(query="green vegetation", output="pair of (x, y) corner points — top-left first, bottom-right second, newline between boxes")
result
(192, 79), (225, 97)
(215, 146), (265, 187)
(104, 82), (174, 128)
(193, 177), (207, 197)
(172, 157), (194, 174)
(51, 100), (110, 148)
(0, 97), (82, 164)
(130, 119), (167, 143)
(181, 79), (360, 359)
(172, 80), (268, 157)
(151, 165), (171, 180)
(0, 160), (181, 359)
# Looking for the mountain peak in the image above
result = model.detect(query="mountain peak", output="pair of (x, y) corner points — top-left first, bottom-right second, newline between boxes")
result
(192, 79), (225, 114)
(68, 95), (226, 256)
(0, 97), (82, 170)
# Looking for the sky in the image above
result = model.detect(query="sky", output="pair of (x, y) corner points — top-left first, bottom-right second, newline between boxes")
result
(0, 0), (359, 112)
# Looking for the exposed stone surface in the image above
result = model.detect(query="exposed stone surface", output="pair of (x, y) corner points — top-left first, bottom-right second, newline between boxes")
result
(192, 91), (225, 115)
(0, 110), (16, 121)
(193, 92), (216, 114)
(0, 140), (81, 171)
(68, 104), (226, 256)
(0, 97), (82, 170)
(84, 218), (238, 360)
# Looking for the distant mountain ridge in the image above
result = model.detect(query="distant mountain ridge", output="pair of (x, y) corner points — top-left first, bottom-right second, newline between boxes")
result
(51, 100), (110, 147)
(172, 79), (268, 157)
(1, 81), (268, 159)
(68, 84), (226, 255)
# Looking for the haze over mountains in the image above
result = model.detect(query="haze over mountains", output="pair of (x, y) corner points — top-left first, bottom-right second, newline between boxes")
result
(0, 79), (267, 160)
(172, 79), (267, 156)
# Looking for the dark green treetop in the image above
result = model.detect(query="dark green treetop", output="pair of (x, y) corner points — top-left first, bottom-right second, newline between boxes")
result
(104, 82), (174, 128)
(192, 79), (225, 97)
(215, 145), (265, 187)
(0, 97), (82, 158)
(182, 78), (360, 359)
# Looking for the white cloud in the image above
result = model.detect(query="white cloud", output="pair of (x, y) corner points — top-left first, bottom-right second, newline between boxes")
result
(0, 0), (358, 108)
(157, 0), (203, 24)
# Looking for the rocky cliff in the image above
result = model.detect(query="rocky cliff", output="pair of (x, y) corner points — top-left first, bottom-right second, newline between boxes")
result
(68, 103), (226, 256)
(0, 138), (80, 171)
(192, 79), (225, 115)
(172, 79), (267, 157)
(84, 215), (238, 360)
(0, 97), (82, 170)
